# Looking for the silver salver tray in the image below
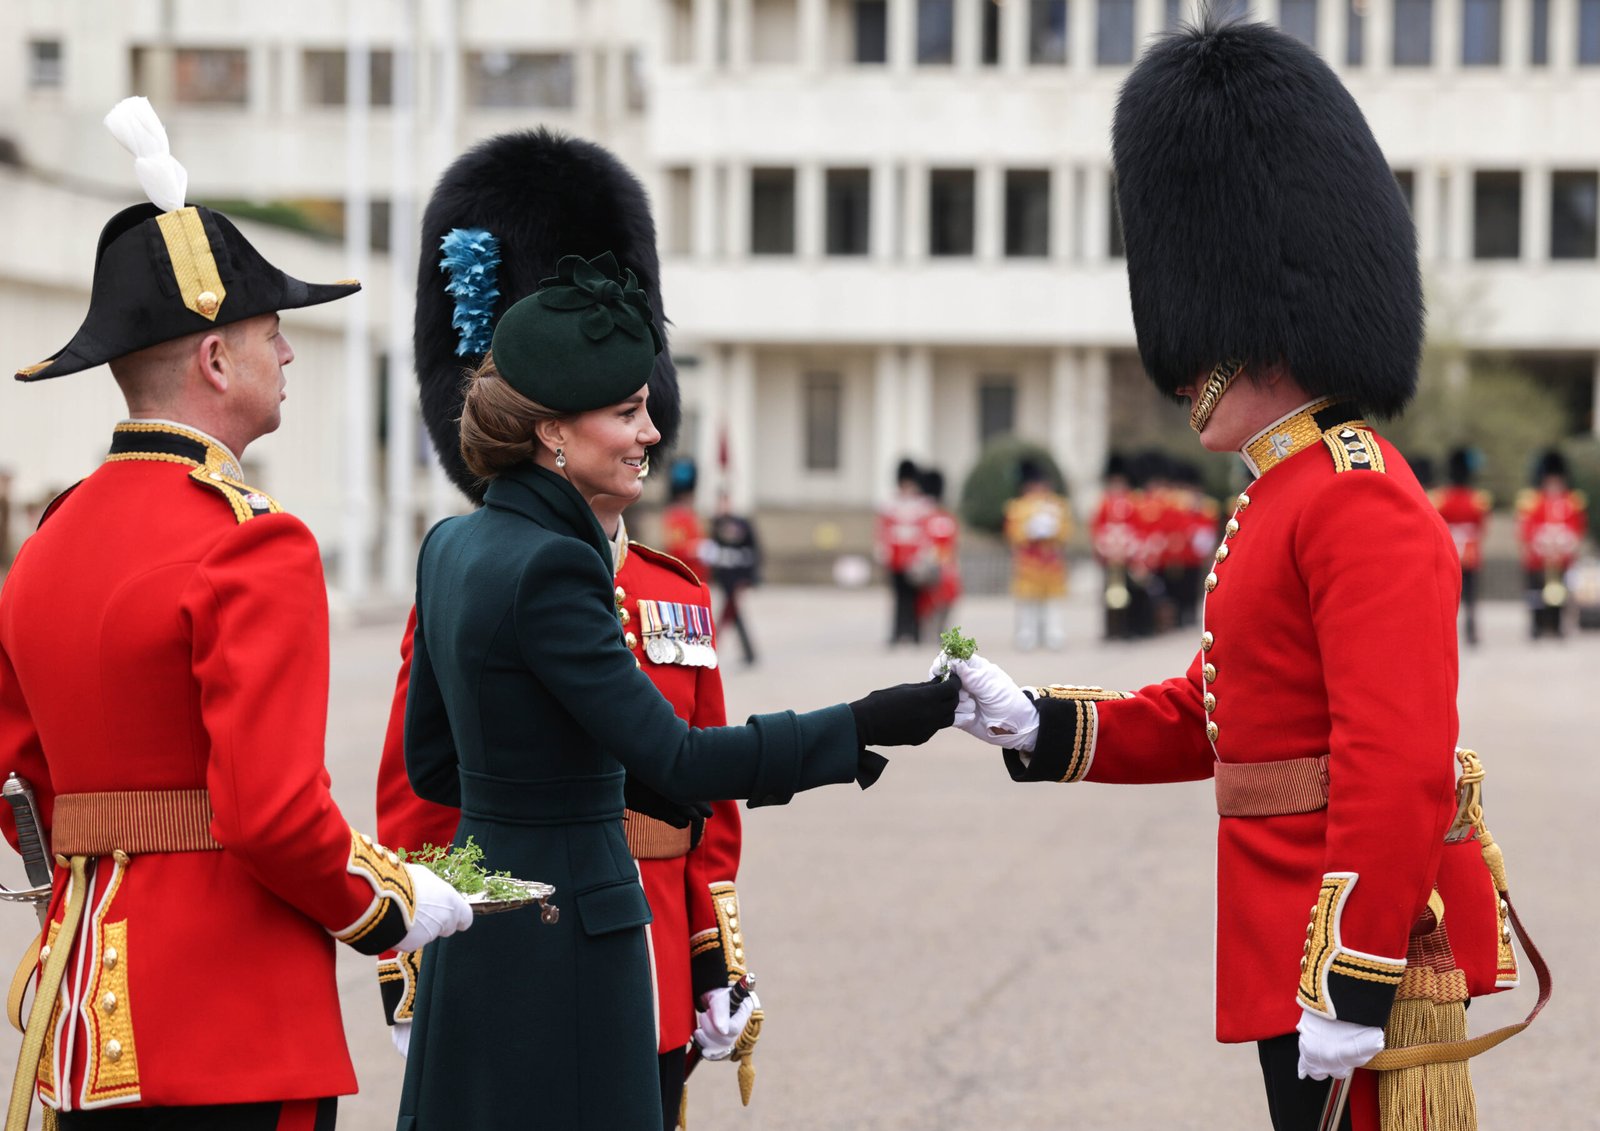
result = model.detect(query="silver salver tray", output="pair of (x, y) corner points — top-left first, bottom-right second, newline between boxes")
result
(465, 877), (559, 921)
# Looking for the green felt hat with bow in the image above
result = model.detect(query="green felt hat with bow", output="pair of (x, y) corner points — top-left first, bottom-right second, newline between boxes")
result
(490, 251), (663, 412)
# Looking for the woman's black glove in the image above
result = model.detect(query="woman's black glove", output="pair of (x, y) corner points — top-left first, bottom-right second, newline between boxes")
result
(848, 677), (960, 749)
(624, 774), (713, 829)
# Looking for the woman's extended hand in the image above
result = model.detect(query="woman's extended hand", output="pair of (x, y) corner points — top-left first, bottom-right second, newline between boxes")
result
(847, 677), (960, 748)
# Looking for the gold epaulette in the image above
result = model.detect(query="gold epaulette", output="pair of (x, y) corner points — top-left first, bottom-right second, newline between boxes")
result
(1515, 488), (1538, 515)
(1321, 425), (1387, 474)
(627, 540), (705, 587)
(188, 465), (282, 523)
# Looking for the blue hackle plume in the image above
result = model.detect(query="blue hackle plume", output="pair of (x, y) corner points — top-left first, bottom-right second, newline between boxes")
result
(439, 227), (501, 357)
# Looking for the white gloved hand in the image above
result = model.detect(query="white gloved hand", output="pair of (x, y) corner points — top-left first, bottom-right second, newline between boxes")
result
(929, 654), (1041, 752)
(390, 1020), (411, 1058)
(694, 986), (760, 1062)
(1295, 1008), (1385, 1081)
(395, 864), (475, 953)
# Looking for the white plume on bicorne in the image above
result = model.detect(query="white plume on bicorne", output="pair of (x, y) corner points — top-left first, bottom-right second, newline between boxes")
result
(103, 96), (188, 213)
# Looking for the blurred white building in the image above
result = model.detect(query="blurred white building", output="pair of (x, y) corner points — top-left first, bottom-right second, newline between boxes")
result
(1, 0), (1597, 594)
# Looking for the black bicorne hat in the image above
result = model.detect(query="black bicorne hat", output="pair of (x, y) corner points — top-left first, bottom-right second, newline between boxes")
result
(17, 203), (358, 381)
(1112, 17), (1422, 417)
(415, 128), (678, 505)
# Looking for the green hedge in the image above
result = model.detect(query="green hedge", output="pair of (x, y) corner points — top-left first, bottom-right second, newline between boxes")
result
(958, 436), (1067, 536)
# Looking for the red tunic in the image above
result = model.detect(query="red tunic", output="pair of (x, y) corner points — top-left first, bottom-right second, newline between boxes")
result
(0, 424), (413, 1112)
(1516, 488), (1587, 574)
(1016, 407), (1469, 1046)
(1089, 489), (1138, 566)
(1431, 485), (1492, 571)
(375, 539), (742, 1054)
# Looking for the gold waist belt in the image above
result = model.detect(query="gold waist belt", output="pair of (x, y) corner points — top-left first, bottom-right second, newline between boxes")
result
(1213, 756), (1329, 817)
(624, 810), (693, 860)
(51, 789), (221, 857)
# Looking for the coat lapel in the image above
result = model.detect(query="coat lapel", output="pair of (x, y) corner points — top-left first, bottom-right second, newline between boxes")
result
(483, 463), (612, 571)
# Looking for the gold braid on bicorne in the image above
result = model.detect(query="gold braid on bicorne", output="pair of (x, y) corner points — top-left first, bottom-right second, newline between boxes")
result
(1189, 360), (1245, 433)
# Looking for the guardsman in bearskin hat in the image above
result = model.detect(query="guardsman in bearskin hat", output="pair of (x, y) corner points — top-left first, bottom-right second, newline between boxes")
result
(1003, 458), (1072, 650)
(0, 99), (472, 1131)
(1516, 448), (1587, 639)
(1090, 453), (1139, 640)
(877, 458), (935, 645)
(937, 18), (1530, 1131)
(370, 128), (764, 1129)
(1432, 449), (1493, 645)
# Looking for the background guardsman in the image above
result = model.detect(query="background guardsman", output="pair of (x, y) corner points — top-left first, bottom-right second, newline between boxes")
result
(371, 128), (761, 1130)
(915, 468), (962, 635)
(1090, 453), (1139, 640)
(1516, 448), (1588, 640)
(1432, 448), (1493, 645)
(1003, 459), (1072, 651)
(0, 98), (470, 1131)
(938, 18), (1524, 1131)
(877, 459), (933, 645)
(661, 458), (711, 577)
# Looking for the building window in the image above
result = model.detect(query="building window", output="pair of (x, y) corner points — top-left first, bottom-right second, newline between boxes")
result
(1551, 171), (1598, 259)
(466, 51), (575, 108)
(978, 378), (1017, 445)
(752, 0), (800, 63)
(625, 50), (648, 112)
(1462, 0), (1502, 64)
(1030, 0), (1068, 63)
(804, 374), (843, 471)
(1097, 0), (1135, 63)
(1346, 1), (1365, 65)
(856, 0), (889, 62)
(1280, 0), (1318, 47)
(929, 169), (977, 257)
(825, 169), (872, 256)
(918, 0), (956, 63)
(751, 167), (797, 255)
(1393, 0), (1433, 65)
(1393, 169), (1416, 213)
(1165, 0), (1184, 29)
(982, 0), (1002, 63)
(1530, 0), (1549, 64)
(28, 40), (63, 89)
(302, 50), (395, 107)
(159, 48), (249, 106)
(664, 167), (693, 256)
(1004, 170), (1051, 257)
(1582, 0), (1600, 63)
(1109, 171), (1125, 258)
(1472, 171), (1521, 260)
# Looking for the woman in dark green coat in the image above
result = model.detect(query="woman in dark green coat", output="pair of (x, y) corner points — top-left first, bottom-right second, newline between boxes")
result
(396, 254), (955, 1130)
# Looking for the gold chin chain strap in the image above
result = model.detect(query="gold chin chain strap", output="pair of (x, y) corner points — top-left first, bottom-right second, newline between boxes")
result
(7, 856), (90, 1131)
(1189, 360), (1245, 434)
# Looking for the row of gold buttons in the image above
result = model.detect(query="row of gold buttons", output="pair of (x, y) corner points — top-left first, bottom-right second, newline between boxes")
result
(1200, 490), (1252, 746)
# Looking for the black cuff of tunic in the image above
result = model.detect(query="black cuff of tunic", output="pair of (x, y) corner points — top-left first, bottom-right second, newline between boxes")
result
(1002, 695), (1081, 782)
(692, 944), (731, 1001)
(1327, 971), (1401, 1030)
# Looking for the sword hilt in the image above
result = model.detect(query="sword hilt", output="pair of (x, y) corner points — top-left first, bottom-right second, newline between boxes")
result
(3, 774), (52, 888)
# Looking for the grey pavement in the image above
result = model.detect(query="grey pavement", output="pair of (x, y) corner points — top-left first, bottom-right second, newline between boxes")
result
(2, 584), (1596, 1129)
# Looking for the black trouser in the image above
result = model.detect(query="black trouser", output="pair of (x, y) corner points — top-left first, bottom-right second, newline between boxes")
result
(1527, 569), (1564, 638)
(889, 570), (921, 644)
(1461, 567), (1479, 644)
(718, 580), (757, 664)
(659, 1048), (687, 1131)
(59, 1098), (337, 1131)
(1258, 1034), (1350, 1131)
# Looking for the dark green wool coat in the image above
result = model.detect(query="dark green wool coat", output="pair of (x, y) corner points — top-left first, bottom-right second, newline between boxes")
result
(396, 464), (863, 1130)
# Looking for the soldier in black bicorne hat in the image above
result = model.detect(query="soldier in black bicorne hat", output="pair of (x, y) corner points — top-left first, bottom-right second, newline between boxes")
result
(940, 17), (1522, 1131)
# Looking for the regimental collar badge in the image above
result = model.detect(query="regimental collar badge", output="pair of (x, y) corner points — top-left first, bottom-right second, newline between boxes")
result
(1240, 399), (1366, 477)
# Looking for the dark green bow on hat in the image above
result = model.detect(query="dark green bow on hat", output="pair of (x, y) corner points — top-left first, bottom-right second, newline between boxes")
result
(491, 252), (663, 412)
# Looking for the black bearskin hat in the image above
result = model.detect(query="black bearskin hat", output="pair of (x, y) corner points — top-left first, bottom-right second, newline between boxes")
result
(920, 467), (946, 502)
(1534, 448), (1569, 485)
(896, 458), (922, 486)
(1112, 17), (1422, 418)
(415, 129), (679, 504)
(1447, 447), (1474, 486)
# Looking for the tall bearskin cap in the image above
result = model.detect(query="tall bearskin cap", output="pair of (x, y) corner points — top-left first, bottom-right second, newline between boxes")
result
(415, 128), (678, 504)
(1534, 448), (1569, 485)
(1447, 447), (1475, 486)
(1112, 17), (1422, 418)
(896, 458), (922, 486)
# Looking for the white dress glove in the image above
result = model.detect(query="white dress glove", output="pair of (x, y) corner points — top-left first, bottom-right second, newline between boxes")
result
(694, 986), (760, 1062)
(395, 863), (475, 953)
(391, 1020), (411, 1058)
(1295, 1007), (1385, 1081)
(928, 654), (1041, 752)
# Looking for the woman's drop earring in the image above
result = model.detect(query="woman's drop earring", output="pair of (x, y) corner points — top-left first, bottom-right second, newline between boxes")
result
(555, 447), (566, 469)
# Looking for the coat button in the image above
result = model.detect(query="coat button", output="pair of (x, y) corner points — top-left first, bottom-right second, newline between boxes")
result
(615, 586), (627, 602)
(1204, 572), (1218, 592)
(103, 947), (118, 969)
(625, 632), (638, 649)
(102, 991), (117, 1014)
(1214, 545), (1229, 563)
(1203, 692), (1217, 712)
(619, 608), (631, 625)
(196, 290), (219, 316)
(106, 1038), (123, 1062)
(38, 945), (50, 960)
(1206, 722), (1219, 742)
(1225, 519), (1240, 537)
(1237, 493), (1252, 509)
(1201, 631), (1214, 651)
(1203, 663), (1217, 683)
